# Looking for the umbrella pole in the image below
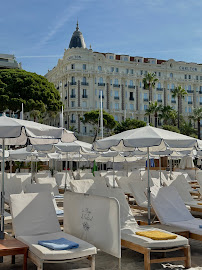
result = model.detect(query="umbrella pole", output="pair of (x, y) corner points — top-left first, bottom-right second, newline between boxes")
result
(159, 155), (162, 186)
(0, 139), (5, 240)
(147, 147), (151, 225)
(169, 156), (172, 180)
(79, 152), (81, 178)
(31, 157), (33, 184)
(113, 156), (115, 188)
(65, 153), (68, 191)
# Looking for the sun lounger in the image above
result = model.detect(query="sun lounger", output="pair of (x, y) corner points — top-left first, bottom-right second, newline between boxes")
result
(70, 179), (108, 196)
(129, 180), (149, 210)
(90, 187), (190, 270)
(54, 172), (71, 190)
(151, 185), (202, 242)
(10, 192), (97, 270)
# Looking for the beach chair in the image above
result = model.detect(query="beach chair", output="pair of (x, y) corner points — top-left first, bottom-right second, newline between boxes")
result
(90, 187), (190, 270)
(80, 172), (94, 179)
(54, 172), (71, 190)
(170, 176), (202, 214)
(10, 192), (97, 270)
(128, 180), (149, 210)
(151, 185), (202, 242)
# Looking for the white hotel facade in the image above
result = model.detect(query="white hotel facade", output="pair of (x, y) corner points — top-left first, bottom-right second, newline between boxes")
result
(45, 23), (202, 140)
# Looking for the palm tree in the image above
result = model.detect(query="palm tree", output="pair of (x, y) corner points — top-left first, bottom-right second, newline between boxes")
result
(158, 105), (174, 125)
(145, 101), (163, 127)
(142, 73), (158, 123)
(30, 110), (41, 122)
(171, 86), (187, 129)
(189, 107), (202, 139)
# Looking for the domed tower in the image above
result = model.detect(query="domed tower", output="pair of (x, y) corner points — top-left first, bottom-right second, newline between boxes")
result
(69, 21), (86, 49)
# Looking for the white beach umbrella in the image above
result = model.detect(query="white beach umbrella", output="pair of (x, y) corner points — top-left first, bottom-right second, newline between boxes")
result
(93, 125), (197, 224)
(0, 114), (76, 239)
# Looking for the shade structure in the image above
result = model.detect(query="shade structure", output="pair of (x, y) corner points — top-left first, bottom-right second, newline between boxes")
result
(93, 125), (197, 224)
(54, 140), (92, 153)
(0, 114), (76, 240)
(94, 125), (197, 152)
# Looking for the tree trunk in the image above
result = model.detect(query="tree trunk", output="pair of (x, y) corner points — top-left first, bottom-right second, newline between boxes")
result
(178, 96), (180, 129)
(198, 118), (201, 140)
(155, 113), (157, 128)
(149, 114), (151, 124)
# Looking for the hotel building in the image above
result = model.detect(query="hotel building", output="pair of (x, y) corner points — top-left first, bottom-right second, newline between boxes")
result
(45, 23), (202, 140)
(0, 54), (21, 69)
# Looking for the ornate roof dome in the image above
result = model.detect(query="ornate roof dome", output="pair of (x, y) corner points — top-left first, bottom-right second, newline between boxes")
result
(69, 21), (86, 49)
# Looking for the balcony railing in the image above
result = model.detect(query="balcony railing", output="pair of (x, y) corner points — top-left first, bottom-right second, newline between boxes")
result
(157, 99), (162, 102)
(143, 98), (149, 102)
(128, 85), (135, 89)
(98, 83), (105, 86)
(70, 82), (76, 85)
(70, 94), (76, 98)
(64, 83), (67, 87)
(82, 95), (88, 98)
(171, 100), (176, 103)
(70, 120), (76, 123)
(114, 96), (119, 100)
(113, 84), (120, 88)
(188, 101), (193, 104)
(156, 88), (163, 91)
(129, 97), (134, 101)
(81, 82), (89, 86)
(187, 90), (193, 93)
(99, 95), (104, 99)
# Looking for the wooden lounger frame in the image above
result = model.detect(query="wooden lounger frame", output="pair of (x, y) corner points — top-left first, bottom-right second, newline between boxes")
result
(121, 239), (191, 270)
(29, 250), (95, 270)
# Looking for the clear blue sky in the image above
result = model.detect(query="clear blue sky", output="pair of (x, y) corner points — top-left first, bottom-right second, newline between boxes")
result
(2, 0), (202, 75)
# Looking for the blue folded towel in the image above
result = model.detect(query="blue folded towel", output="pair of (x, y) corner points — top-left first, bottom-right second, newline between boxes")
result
(56, 209), (64, 216)
(199, 225), (202, 229)
(38, 238), (79, 250)
(54, 195), (63, 198)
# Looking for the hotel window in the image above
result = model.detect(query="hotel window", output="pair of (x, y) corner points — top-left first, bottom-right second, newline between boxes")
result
(144, 71), (148, 75)
(82, 77), (86, 83)
(109, 55), (114, 59)
(185, 74), (187, 79)
(124, 57), (128, 61)
(188, 96), (192, 102)
(115, 67), (119, 72)
(158, 94), (162, 101)
(189, 75), (191, 79)
(110, 79), (112, 85)
(188, 85), (191, 91)
(158, 72), (161, 77)
(99, 77), (103, 83)
(188, 107), (192, 113)
(114, 78), (119, 85)
(157, 82), (161, 89)
(130, 80), (133, 86)
(200, 76), (202, 80)
(98, 66), (102, 71)
(196, 75), (199, 80)
(71, 76), (75, 83)
(130, 104), (134, 110)
(185, 107), (187, 113)
(82, 101), (87, 108)
(83, 89), (87, 97)
(144, 93), (148, 99)
(167, 94), (170, 101)
(114, 90), (119, 97)
(140, 70), (143, 75)
(71, 101), (75, 108)
(71, 64), (75, 69)
(71, 114), (75, 121)
(170, 73), (173, 78)
(144, 105), (148, 110)
(114, 115), (119, 121)
(83, 126), (87, 134)
(167, 84), (169, 90)
(83, 64), (86, 70)
(140, 82), (142, 88)
(125, 81), (127, 86)
(200, 86), (202, 91)
(126, 69), (129, 74)
(200, 97), (202, 103)
(71, 89), (75, 96)
(114, 103), (119, 110)
(95, 78), (97, 84)
(111, 67), (114, 72)
(171, 84), (175, 90)
(130, 69), (133, 74)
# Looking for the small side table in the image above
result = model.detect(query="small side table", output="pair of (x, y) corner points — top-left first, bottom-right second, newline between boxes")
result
(0, 238), (28, 270)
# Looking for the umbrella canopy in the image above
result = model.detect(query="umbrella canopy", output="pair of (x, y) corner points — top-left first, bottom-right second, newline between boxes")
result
(0, 114), (76, 145)
(94, 125), (197, 151)
(55, 140), (92, 153)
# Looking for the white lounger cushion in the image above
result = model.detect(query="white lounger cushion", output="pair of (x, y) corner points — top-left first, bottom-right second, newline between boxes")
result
(10, 193), (61, 237)
(18, 231), (96, 261)
(121, 227), (188, 248)
(129, 180), (148, 208)
(36, 177), (60, 196)
(70, 179), (95, 193)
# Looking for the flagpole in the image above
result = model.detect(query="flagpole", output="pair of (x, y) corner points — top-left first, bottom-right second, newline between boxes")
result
(21, 103), (24, 120)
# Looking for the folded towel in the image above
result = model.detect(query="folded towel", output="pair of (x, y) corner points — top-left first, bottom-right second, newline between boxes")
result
(56, 209), (64, 216)
(38, 238), (79, 250)
(54, 195), (64, 198)
(136, 230), (177, 240)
